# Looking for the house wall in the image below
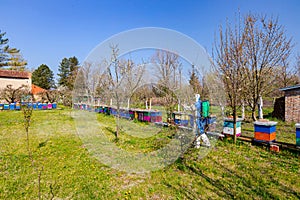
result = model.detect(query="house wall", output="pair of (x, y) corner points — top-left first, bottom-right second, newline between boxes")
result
(285, 89), (300, 122)
(0, 77), (31, 90)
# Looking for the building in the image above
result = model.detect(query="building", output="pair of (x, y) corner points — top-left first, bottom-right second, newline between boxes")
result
(32, 84), (46, 101)
(0, 69), (31, 90)
(0, 69), (49, 103)
(280, 84), (300, 122)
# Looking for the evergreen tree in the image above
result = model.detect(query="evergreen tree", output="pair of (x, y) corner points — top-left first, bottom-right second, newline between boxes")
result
(32, 64), (55, 90)
(57, 56), (79, 90)
(0, 30), (22, 68)
(57, 58), (70, 87)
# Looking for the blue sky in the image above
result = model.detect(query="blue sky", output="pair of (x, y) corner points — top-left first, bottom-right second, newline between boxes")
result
(1, 0), (300, 77)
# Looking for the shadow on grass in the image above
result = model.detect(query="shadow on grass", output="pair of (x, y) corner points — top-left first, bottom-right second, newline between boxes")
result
(185, 163), (235, 198)
(182, 154), (281, 199)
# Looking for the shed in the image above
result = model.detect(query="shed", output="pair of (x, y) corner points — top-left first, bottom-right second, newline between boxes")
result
(280, 84), (300, 122)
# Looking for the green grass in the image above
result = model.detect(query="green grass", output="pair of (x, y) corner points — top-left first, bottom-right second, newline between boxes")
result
(0, 108), (299, 199)
(241, 106), (297, 144)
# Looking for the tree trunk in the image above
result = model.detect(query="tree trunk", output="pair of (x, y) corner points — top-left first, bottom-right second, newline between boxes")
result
(241, 102), (245, 120)
(251, 108), (257, 121)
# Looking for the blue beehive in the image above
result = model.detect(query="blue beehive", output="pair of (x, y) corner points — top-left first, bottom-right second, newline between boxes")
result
(296, 123), (300, 146)
(52, 103), (57, 109)
(254, 125), (276, 134)
(0, 103), (4, 110)
(253, 121), (277, 143)
(4, 104), (9, 110)
(38, 103), (43, 109)
(9, 103), (15, 110)
(33, 103), (37, 110)
(15, 103), (21, 110)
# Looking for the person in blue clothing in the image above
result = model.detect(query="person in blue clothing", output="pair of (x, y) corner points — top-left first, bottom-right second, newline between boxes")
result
(194, 94), (210, 148)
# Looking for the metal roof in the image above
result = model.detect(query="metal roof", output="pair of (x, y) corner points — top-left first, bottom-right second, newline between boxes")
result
(279, 84), (300, 91)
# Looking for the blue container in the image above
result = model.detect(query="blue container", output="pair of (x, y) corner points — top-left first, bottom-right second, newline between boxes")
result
(4, 104), (9, 110)
(15, 103), (21, 110)
(174, 119), (180, 125)
(180, 120), (189, 126)
(0, 103), (4, 110)
(32, 103), (37, 109)
(296, 128), (300, 138)
(52, 103), (57, 109)
(150, 112), (156, 117)
(38, 103), (42, 109)
(254, 125), (276, 133)
(27, 103), (33, 108)
(9, 103), (15, 110)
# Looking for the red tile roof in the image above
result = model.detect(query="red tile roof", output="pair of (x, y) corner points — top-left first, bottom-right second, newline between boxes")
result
(32, 84), (46, 95)
(0, 69), (31, 79)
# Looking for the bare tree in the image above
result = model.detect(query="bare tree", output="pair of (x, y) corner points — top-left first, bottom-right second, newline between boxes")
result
(106, 45), (145, 139)
(271, 57), (299, 97)
(122, 59), (146, 108)
(41, 90), (61, 103)
(152, 50), (182, 119)
(213, 17), (247, 143)
(242, 14), (293, 120)
(294, 54), (300, 83)
(0, 84), (31, 103)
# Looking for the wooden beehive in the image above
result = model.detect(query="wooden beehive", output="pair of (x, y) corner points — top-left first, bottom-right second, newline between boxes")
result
(223, 118), (242, 137)
(296, 123), (300, 146)
(254, 121), (277, 143)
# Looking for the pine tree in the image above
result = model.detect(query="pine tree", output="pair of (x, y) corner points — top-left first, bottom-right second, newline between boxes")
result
(57, 58), (70, 87)
(0, 30), (22, 68)
(57, 56), (79, 90)
(32, 64), (55, 90)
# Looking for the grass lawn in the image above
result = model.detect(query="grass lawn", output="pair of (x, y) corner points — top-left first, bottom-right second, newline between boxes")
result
(241, 106), (297, 144)
(0, 108), (299, 199)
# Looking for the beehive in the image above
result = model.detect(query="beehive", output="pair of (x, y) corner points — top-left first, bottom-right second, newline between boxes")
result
(254, 121), (277, 143)
(4, 104), (9, 110)
(143, 111), (151, 122)
(9, 103), (15, 110)
(223, 118), (242, 137)
(150, 111), (162, 123)
(296, 123), (300, 146)
(47, 103), (52, 109)
(42, 103), (47, 110)
(15, 103), (21, 110)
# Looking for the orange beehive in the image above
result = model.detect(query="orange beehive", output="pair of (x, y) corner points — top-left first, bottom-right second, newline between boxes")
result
(254, 132), (276, 141)
(254, 121), (277, 143)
